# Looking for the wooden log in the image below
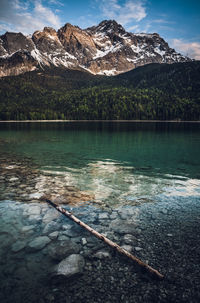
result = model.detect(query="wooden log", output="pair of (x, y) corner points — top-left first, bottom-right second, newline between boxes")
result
(45, 198), (164, 280)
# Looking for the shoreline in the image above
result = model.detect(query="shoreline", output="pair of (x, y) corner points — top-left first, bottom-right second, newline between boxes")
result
(1, 196), (200, 303)
(0, 119), (200, 123)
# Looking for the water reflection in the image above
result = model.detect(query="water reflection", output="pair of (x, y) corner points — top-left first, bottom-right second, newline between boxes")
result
(1, 122), (200, 207)
(40, 159), (200, 207)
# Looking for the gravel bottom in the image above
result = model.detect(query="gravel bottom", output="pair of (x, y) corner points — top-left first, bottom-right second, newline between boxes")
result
(0, 197), (200, 303)
(40, 213), (200, 303)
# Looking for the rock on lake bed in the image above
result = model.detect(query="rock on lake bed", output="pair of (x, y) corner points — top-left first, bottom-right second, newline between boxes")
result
(0, 196), (200, 303)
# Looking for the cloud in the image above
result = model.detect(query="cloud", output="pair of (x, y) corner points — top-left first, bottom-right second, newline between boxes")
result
(97, 0), (147, 26)
(127, 25), (140, 32)
(152, 19), (175, 25)
(48, 0), (64, 6)
(0, 23), (8, 32)
(172, 39), (200, 60)
(0, 0), (62, 35)
(34, 1), (61, 28)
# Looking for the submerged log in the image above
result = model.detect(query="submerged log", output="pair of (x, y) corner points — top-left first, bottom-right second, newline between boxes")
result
(45, 198), (164, 280)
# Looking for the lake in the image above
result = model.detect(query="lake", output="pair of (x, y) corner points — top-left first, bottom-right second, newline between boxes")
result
(0, 121), (200, 303)
(0, 121), (200, 207)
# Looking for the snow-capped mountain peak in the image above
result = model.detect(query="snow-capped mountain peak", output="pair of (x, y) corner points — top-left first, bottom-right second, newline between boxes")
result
(0, 20), (191, 77)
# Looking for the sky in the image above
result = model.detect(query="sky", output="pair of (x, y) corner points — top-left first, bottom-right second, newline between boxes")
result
(0, 0), (200, 59)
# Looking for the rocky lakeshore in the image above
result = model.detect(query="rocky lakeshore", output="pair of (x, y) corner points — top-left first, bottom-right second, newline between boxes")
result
(0, 193), (200, 303)
(0, 145), (200, 302)
(0, 154), (96, 206)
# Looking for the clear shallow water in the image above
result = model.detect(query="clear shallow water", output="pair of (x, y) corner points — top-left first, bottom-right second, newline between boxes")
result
(1, 122), (200, 303)
(0, 121), (200, 206)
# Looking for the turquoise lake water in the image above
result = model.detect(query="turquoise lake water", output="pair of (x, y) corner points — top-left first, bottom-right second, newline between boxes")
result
(0, 121), (200, 207)
(0, 121), (200, 303)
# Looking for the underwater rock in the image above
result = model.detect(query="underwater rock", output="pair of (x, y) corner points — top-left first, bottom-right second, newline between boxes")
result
(27, 236), (51, 251)
(121, 245), (132, 253)
(123, 234), (137, 245)
(53, 254), (85, 278)
(11, 240), (27, 252)
(21, 225), (35, 233)
(48, 231), (59, 240)
(99, 212), (110, 220)
(93, 251), (111, 259)
(134, 247), (143, 252)
(42, 221), (60, 235)
(29, 192), (44, 200)
(47, 239), (80, 260)
(24, 205), (41, 216)
(43, 209), (60, 223)
(110, 219), (137, 235)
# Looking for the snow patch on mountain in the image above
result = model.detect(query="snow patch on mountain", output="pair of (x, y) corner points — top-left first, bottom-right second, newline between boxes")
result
(31, 49), (45, 65)
(97, 69), (117, 76)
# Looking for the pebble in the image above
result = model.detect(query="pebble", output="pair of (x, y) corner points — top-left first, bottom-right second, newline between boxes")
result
(29, 192), (44, 200)
(99, 213), (109, 220)
(123, 234), (137, 244)
(119, 208), (137, 220)
(110, 212), (118, 220)
(81, 238), (87, 245)
(48, 231), (59, 240)
(61, 228), (79, 237)
(93, 251), (111, 259)
(58, 234), (70, 241)
(21, 225), (35, 232)
(62, 224), (72, 231)
(121, 245), (132, 253)
(136, 228), (142, 234)
(135, 247), (143, 252)
(5, 165), (18, 169)
(9, 177), (19, 182)
(19, 184), (27, 189)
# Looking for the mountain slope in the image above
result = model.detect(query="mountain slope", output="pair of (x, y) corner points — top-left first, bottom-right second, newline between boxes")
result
(0, 61), (199, 121)
(0, 20), (191, 77)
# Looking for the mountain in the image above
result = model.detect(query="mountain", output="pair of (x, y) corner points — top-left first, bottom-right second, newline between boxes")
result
(0, 20), (191, 78)
(0, 61), (199, 121)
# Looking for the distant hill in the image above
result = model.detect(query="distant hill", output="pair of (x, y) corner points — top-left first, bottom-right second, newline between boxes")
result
(0, 61), (199, 121)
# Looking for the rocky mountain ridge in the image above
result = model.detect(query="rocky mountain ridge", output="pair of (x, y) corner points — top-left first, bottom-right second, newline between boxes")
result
(0, 20), (191, 77)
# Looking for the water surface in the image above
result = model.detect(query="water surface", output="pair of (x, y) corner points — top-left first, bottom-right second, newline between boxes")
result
(1, 121), (200, 303)
(0, 121), (200, 207)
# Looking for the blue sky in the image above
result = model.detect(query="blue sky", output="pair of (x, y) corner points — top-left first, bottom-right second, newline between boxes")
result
(0, 0), (200, 59)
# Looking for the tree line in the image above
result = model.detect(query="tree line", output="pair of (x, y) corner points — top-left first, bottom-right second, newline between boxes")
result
(0, 62), (200, 120)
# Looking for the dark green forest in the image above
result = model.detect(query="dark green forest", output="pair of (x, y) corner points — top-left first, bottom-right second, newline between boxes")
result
(0, 61), (200, 120)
